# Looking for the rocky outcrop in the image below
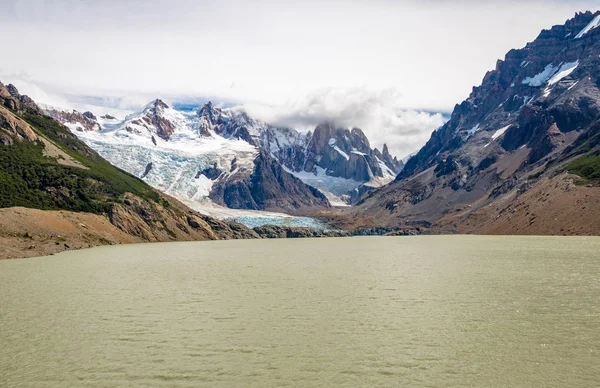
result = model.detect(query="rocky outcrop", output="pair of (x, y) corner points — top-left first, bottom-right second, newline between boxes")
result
(259, 121), (404, 182)
(209, 151), (331, 212)
(0, 106), (39, 142)
(44, 108), (101, 132)
(124, 99), (177, 140)
(0, 82), (42, 115)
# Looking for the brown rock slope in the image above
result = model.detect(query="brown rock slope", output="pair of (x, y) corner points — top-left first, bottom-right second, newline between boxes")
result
(0, 193), (259, 260)
(0, 207), (140, 259)
(436, 173), (600, 235)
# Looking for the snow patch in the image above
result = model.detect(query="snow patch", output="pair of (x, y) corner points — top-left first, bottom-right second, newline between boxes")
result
(491, 125), (510, 141)
(376, 157), (396, 179)
(575, 14), (600, 39)
(543, 87), (552, 98)
(548, 60), (579, 85)
(522, 64), (558, 87)
(332, 145), (349, 160)
(467, 123), (481, 135)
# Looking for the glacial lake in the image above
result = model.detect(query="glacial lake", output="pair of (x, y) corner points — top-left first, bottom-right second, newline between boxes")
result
(1, 236), (599, 387)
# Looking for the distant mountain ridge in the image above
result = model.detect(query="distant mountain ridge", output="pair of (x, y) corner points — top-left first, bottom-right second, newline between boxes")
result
(45, 97), (403, 209)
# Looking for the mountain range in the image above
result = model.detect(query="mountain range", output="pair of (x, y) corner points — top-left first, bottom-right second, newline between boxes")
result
(44, 98), (403, 211)
(1, 10), (600, 259)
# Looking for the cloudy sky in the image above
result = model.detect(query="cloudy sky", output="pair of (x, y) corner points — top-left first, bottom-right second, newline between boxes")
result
(0, 0), (598, 156)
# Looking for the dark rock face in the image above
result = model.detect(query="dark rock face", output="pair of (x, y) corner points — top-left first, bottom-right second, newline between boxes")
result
(349, 11), (600, 229)
(400, 11), (600, 182)
(0, 82), (42, 115)
(145, 99), (176, 140)
(141, 162), (153, 179)
(198, 162), (222, 180)
(209, 151), (331, 212)
(82, 111), (96, 120)
(266, 122), (404, 182)
(197, 102), (258, 142)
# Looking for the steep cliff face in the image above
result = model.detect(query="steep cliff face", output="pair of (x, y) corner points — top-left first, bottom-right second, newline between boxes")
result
(209, 151), (330, 212)
(300, 123), (401, 181)
(349, 11), (600, 234)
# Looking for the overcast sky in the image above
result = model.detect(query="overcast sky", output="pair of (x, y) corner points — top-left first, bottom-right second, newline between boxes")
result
(1, 0), (598, 156)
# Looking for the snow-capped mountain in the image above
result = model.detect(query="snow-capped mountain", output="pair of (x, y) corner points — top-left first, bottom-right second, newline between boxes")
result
(46, 98), (403, 209)
(348, 10), (600, 234)
(190, 102), (404, 204)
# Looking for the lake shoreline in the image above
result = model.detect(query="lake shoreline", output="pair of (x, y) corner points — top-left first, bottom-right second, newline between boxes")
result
(5, 231), (600, 261)
(0, 206), (422, 260)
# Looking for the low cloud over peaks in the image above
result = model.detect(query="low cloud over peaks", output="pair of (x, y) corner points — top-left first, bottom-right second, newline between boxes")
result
(243, 87), (447, 158)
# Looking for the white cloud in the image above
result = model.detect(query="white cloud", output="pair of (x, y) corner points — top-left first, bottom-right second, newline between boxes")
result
(1, 0), (597, 111)
(243, 87), (446, 158)
(1, 0), (597, 157)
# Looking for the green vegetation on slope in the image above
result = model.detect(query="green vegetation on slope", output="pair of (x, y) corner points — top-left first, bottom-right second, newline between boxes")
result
(566, 151), (600, 183)
(0, 110), (160, 213)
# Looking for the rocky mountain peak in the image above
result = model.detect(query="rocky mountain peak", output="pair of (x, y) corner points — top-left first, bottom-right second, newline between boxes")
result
(7, 84), (20, 98)
(82, 111), (96, 120)
(197, 101), (226, 136)
(152, 98), (169, 110)
(0, 81), (41, 114)
(400, 10), (600, 181)
(123, 98), (177, 140)
(0, 81), (9, 98)
(382, 143), (390, 156)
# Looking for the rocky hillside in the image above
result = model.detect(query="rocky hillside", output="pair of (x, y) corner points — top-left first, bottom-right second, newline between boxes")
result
(0, 81), (263, 258)
(348, 11), (600, 235)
